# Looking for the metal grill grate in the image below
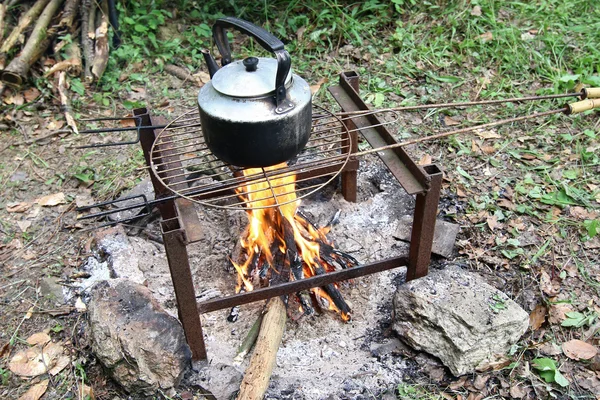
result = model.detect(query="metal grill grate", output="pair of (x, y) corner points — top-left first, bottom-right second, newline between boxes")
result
(149, 106), (354, 210)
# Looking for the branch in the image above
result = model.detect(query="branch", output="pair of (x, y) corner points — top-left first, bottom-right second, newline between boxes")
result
(80, 0), (94, 83)
(90, 0), (108, 81)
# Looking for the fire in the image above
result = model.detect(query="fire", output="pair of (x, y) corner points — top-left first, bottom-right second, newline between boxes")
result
(231, 163), (352, 321)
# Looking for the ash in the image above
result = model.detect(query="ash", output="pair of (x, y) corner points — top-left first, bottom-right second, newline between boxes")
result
(85, 155), (416, 399)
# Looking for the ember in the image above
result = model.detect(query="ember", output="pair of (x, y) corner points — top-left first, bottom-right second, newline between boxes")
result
(231, 163), (358, 321)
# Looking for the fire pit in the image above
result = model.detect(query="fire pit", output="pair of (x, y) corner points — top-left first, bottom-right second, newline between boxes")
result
(77, 71), (443, 362)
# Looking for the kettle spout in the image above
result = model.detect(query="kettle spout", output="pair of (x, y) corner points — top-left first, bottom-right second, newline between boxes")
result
(201, 49), (220, 78)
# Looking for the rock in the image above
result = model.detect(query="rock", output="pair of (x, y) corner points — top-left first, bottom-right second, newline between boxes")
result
(393, 266), (529, 376)
(39, 276), (65, 303)
(88, 280), (191, 395)
(107, 178), (155, 223)
(393, 215), (460, 258)
(186, 360), (243, 400)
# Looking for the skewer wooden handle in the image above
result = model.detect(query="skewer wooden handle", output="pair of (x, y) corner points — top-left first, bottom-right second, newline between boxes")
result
(582, 87), (600, 99)
(566, 99), (600, 114)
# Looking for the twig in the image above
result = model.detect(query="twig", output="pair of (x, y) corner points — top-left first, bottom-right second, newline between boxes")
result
(0, 4), (6, 44)
(0, 129), (71, 152)
(163, 63), (203, 87)
(44, 42), (81, 76)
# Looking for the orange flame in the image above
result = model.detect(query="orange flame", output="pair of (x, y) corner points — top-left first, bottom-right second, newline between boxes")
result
(231, 163), (349, 320)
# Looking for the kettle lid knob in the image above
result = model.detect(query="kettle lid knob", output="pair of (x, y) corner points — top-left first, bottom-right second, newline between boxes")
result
(243, 57), (259, 72)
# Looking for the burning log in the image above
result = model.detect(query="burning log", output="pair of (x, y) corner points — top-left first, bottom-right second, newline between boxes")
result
(237, 297), (286, 400)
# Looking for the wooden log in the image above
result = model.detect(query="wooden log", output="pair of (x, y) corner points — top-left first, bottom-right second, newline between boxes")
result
(0, 0), (51, 70)
(0, 4), (6, 44)
(237, 297), (286, 400)
(90, 0), (107, 81)
(163, 63), (203, 87)
(80, 0), (94, 82)
(57, 0), (79, 30)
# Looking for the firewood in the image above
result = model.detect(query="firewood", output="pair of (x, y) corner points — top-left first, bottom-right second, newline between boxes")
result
(90, 0), (108, 81)
(0, 0), (51, 70)
(80, 0), (94, 82)
(163, 64), (204, 87)
(43, 42), (81, 76)
(237, 297), (286, 400)
(57, 0), (79, 30)
(56, 71), (78, 133)
(0, 4), (7, 44)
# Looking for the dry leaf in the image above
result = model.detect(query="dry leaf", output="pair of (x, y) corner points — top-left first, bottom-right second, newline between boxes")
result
(486, 214), (502, 231)
(194, 71), (211, 84)
(36, 192), (66, 207)
(443, 115), (460, 126)
(418, 154), (433, 165)
(18, 380), (48, 400)
(75, 297), (87, 312)
(471, 5), (482, 16)
(475, 130), (501, 139)
(17, 220), (32, 233)
(466, 393), (483, 400)
(0, 341), (10, 358)
(548, 303), (574, 324)
(26, 332), (51, 346)
(23, 88), (41, 103)
(4, 93), (25, 105)
(7, 202), (32, 213)
(310, 77), (327, 94)
(79, 384), (95, 400)
(476, 355), (511, 371)
(118, 115), (137, 128)
(46, 119), (65, 130)
(471, 140), (480, 153)
(540, 270), (560, 296)
(529, 304), (547, 330)
(539, 342), (562, 356)
(509, 384), (528, 399)
(48, 354), (70, 376)
(8, 341), (65, 377)
(562, 339), (598, 360)
(476, 31), (494, 42)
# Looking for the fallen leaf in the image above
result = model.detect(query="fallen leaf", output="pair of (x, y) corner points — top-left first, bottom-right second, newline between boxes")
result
(449, 375), (468, 390)
(4, 93), (24, 105)
(486, 214), (502, 231)
(75, 297), (87, 312)
(23, 88), (41, 103)
(26, 332), (51, 346)
(7, 202), (32, 213)
(0, 341), (10, 358)
(79, 384), (95, 400)
(18, 380), (48, 400)
(475, 130), (501, 139)
(48, 353), (70, 375)
(194, 71), (210, 84)
(548, 303), (574, 324)
(443, 115), (460, 126)
(530, 304), (547, 330)
(476, 31), (494, 42)
(17, 220), (32, 233)
(473, 374), (490, 390)
(36, 192), (66, 207)
(471, 5), (482, 16)
(466, 393), (483, 400)
(498, 199), (515, 211)
(540, 270), (560, 296)
(539, 342), (562, 356)
(562, 339), (598, 360)
(476, 355), (511, 371)
(46, 119), (65, 130)
(118, 114), (137, 128)
(418, 154), (433, 165)
(310, 77), (327, 94)
(509, 383), (528, 399)
(8, 341), (65, 377)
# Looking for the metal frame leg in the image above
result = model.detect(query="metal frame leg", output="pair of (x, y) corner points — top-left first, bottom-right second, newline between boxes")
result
(406, 164), (443, 281)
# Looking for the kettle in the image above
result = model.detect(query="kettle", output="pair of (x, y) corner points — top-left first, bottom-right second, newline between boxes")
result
(198, 17), (312, 168)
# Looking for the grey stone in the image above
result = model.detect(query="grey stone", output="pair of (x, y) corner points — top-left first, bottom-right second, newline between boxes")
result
(107, 178), (155, 222)
(187, 360), (242, 400)
(88, 279), (191, 395)
(393, 266), (529, 376)
(39, 276), (65, 302)
(393, 215), (460, 258)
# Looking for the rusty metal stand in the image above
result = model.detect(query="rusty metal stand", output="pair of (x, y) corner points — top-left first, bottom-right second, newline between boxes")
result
(132, 71), (442, 360)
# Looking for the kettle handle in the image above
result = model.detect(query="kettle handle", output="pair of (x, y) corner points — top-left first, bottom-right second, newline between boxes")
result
(213, 17), (291, 107)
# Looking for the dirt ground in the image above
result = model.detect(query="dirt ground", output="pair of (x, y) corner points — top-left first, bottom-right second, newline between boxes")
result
(1, 60), (600, 400)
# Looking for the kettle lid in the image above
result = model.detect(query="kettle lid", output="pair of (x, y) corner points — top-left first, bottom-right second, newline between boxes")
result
(211, 57), (292, 98)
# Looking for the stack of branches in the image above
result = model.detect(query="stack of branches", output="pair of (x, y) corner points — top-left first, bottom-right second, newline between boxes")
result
(0, 0), (119, 130)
